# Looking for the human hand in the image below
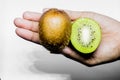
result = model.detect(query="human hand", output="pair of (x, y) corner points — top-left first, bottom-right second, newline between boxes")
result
(14, 9), (120, 66)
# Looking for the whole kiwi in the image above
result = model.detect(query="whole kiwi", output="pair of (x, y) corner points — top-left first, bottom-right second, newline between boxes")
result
(39, 9), (71, 52)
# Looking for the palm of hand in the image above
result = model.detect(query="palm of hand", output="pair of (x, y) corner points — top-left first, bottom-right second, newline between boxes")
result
(64, 18), (120, 66)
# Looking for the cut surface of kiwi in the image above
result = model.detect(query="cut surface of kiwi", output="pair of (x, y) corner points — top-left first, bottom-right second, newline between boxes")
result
(39, 9), (71, 52)
(71, 18), (101, 54)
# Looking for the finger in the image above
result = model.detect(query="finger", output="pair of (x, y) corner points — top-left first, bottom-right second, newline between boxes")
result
(42, 8), (81, 20)
(15, 28), (40, 44)
(62, 47), (100, 66)
(64, 10), (120, 26)
(42, 8), (97, 21)
(62, 47), (85, 62)
(14, 18), (39, 32)
(64, 10), (98, 20)
(23, 11), (42, 21)
(43, 8), (118, 26)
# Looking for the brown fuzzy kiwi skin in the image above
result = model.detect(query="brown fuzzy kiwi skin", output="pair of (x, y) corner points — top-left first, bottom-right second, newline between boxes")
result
(39, 9), (71, 53)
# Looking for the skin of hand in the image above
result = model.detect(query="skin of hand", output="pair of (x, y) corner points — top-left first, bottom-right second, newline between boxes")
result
(14, 9), (120, 66)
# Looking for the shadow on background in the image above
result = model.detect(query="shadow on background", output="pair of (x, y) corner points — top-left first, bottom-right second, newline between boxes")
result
(26, 49), (120, 80)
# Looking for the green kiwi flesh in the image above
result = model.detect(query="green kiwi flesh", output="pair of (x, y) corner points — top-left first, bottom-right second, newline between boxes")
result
(71, 18), (101, 54)
(39, 9), (71, 52)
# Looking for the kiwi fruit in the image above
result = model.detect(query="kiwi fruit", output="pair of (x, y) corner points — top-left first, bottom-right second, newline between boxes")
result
(71, 18), (101, 54)
(39, 9), (71, 52)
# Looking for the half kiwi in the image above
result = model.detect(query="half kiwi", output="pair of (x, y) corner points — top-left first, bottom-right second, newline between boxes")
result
(39, 9), (71, 52)
(71, 18), (101, 54)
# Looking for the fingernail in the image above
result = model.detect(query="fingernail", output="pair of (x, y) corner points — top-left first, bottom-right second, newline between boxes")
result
(62, 47), (70, 53)
(14, 18), (22, 25)
(23, 11), (31, 18)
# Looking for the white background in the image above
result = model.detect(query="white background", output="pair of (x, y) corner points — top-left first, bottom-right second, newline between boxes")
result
(0, 0), (120, 80)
